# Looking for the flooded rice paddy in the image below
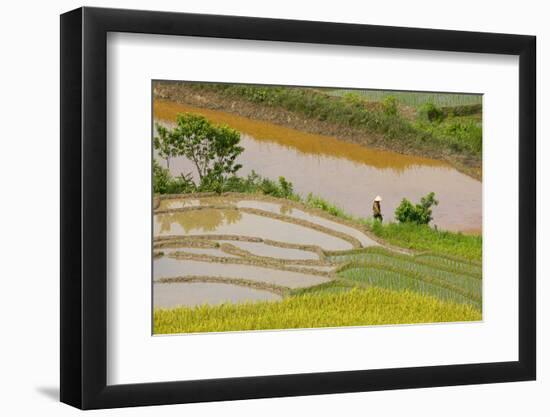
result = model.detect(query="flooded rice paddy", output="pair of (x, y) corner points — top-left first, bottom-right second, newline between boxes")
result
(154, 282), (282, 308)
(153, 195), (377, 308)
(158, 247), (240, 258)
(154, 257), (330, 289)
(234, 200), (379, 246)
(152, 100), (482, 310)
(154, 208), (354, 251)
(217, 240), (320, 260)
(154, 100), (481, 233)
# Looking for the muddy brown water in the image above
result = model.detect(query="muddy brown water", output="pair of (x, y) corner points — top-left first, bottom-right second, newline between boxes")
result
(154, 100), (482, 233)
(154, 209), (354, 251)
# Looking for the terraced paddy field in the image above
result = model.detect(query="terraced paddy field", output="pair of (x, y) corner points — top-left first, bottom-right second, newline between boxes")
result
(153, 194), (482, 334)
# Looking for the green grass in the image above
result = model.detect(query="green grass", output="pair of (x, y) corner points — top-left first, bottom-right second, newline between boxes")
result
(328, 89), (482, 108)
(298, 193), (482, 263)
(290, 280), (355, 296)
(303, 193), (351, 219)
(369, 221), (482, 262)
(330, 246), (481, 308)
(415, 253), (481, 274)
(182, 83), (482, 163)
(339, 266), (478, 308)
(153, 287), (481, 334)
(220, 171), (300, 200)
(154, 168), (302, 201)
(415, 116), (482, 155)
(331, 247), (481, 280)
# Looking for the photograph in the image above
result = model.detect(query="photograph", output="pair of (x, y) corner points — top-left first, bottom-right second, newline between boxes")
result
(152, 81), (483, 334)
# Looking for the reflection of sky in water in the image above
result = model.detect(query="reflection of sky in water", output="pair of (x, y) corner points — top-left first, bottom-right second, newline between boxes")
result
(153, 259), (329, 288)
(234, 200), (378, 247)
(218, 240), (319, 260)
(153, 101), (481, 233)
(154, 209), (353, 251)
(154, 282), (281, 308)
(156, 209), (241, 234)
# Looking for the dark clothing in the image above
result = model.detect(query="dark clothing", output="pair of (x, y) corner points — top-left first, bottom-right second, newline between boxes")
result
(372, 201), (383, 222)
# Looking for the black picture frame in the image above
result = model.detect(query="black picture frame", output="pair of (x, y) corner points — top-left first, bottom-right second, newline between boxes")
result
(60, 6), (536, 410)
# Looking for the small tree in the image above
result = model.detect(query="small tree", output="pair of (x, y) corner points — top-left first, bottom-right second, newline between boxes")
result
(395, 192), (439, 225)
(170, 113), (243, 186)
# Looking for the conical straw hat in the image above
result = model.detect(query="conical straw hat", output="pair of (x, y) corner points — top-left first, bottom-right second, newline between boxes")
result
(374, 195), (382, 202)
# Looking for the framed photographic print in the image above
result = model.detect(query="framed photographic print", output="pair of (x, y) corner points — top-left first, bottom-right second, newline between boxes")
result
(60, 6), (536, 410)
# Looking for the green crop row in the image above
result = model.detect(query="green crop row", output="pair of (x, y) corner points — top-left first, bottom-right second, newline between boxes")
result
(339, 266), (479, 309)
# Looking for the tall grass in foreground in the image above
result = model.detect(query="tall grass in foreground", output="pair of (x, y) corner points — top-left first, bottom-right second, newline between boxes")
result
(154, 287), (481, 334)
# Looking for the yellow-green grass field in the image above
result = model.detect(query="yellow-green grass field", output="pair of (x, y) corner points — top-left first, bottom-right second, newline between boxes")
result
(154, 287), (481, 334)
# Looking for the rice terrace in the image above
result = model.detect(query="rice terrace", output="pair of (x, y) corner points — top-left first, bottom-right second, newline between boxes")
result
(152, 81), (483, 334)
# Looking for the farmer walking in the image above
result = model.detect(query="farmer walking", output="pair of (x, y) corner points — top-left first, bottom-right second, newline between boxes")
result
(372, 195), (383, 222)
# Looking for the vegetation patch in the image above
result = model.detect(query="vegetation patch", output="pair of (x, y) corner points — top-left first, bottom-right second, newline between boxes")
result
(368, 221), (482, 262)
(154, 287), (481, 334)
(328, 246), (481, 279)
(154, 82), (482, 178)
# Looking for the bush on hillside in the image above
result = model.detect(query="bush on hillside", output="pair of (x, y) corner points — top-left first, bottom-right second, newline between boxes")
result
(395, 192), (439, 225)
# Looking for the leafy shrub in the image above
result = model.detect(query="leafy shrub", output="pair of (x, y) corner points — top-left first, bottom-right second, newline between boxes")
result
(395, 192), (439, 224)
(277, 176), (294, 198)
(418, 102), (444, 123)
(342, 92), (364, 107)
(153, 159), (170, 193)
(153, 160), (195, 194)
(190, 170), (300, 199)
(443, 120), (482, 153)
(382, 96), (398, 116)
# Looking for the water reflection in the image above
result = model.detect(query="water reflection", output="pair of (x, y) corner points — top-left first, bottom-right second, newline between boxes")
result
(156, 209), (242, 234)
(154, 100), (445, 172)
(154, 282), (282, 308)
(153, 100), (481, 233)
(155, 209), (353, 250)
